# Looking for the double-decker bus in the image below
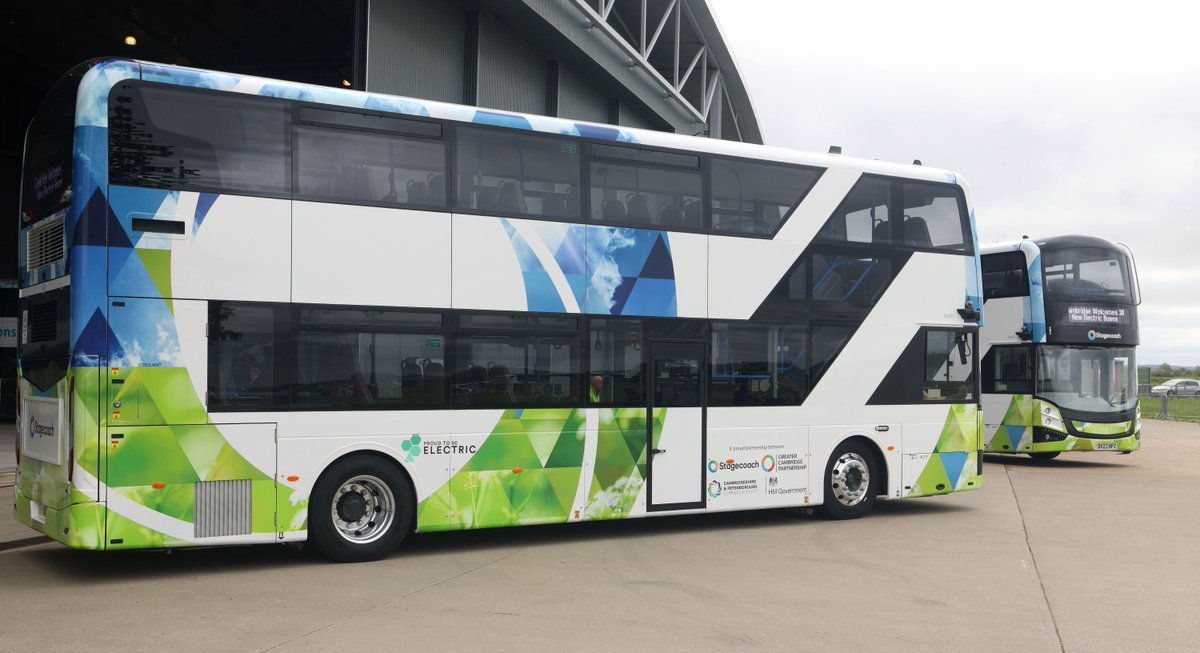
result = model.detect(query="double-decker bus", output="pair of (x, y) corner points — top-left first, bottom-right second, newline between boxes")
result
(15, 58), (983, 562)
(980, 235), (1140, 460)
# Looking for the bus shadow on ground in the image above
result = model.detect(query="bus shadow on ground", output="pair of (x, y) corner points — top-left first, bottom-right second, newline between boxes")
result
(17, 499), (969, 579)
(982, 453), (1132, 469)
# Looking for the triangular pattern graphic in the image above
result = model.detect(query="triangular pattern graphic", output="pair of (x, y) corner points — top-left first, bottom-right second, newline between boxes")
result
(940, 452), (969, 488)
(638, 235), (675, 279)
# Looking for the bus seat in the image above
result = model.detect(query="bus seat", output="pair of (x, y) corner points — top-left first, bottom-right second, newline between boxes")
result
(477, 187), (499, 211)
(872, 220), (891, 243)
(336, 165), (372, 200)
(904, 217), (933, 247)
(407, 180), (428, 205)
(627, 194), (652, 221)
(426, 174), (445, 203)
(602, 199), (627, 220)
(659, 205), (685, 228)
(401, 362), (423, 393)
(498, 181), (524, 212)
(542, 195), (567, 216)
(423, 361), (444, 378)
(684, 200), (703, 227)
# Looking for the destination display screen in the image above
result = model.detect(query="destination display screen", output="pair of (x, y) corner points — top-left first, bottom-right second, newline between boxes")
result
(1063, 303), (1133, 326)
(1049, 302), (1137, 345)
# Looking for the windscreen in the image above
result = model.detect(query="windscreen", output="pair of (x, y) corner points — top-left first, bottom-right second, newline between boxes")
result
(1037, 345), (1137, 414)
(1042, 247), (1132, 302)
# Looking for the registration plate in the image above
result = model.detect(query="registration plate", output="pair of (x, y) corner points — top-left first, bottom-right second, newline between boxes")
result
(1095, 442), (1119, 451)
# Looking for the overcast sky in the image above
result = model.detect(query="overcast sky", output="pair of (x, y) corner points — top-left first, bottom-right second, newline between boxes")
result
(710, 0), (1200, 366)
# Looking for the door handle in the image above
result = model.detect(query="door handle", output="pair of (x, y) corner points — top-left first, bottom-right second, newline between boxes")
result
(651, 448), (666, 454)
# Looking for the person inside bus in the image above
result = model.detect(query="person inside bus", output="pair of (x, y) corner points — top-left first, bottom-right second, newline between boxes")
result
(589, 375), (605, 404)
(241, 367), (261, 393)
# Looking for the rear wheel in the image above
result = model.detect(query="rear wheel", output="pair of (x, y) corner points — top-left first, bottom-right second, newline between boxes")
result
(308, 455), (413, 563)
(1027, 452), (1061, 461)
(819, 440), (879, 520)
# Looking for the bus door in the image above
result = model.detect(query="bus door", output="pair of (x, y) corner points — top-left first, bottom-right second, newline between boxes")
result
(646, 341), (705, 510)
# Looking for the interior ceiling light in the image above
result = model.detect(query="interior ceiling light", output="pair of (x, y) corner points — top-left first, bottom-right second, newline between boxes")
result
(124, 35), (137, 46)
(342, 79), (352, 87)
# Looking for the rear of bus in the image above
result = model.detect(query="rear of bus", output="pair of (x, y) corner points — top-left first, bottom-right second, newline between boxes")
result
(13, 61), (108, 547)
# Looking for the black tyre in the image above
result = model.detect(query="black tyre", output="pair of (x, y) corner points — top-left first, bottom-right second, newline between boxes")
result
(307, 455), (413, 563)
(818, 440), (880, 520)
(1027, 452), (1061, 461)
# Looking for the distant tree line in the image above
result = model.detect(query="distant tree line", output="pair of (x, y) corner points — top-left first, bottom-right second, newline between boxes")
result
(1147, 364), (1200, 386)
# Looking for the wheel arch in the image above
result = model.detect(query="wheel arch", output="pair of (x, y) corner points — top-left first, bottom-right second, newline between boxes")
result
(309, 448), (419, 534)
(835, 434), (890, 497)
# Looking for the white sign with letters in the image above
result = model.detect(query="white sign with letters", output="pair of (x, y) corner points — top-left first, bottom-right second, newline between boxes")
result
(23, 396), (63, 465)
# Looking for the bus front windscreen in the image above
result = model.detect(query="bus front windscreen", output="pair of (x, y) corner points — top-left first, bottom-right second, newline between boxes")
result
(1042, 247), (1132, 302)
(1037, 345), (1137, 414)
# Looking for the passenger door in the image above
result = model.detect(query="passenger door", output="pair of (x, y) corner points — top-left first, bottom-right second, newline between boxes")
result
(647, 341), (705, 510)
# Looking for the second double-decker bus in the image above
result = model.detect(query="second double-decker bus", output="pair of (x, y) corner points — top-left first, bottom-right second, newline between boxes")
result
(980, 235), (1141, 459)
(15, 58), (983, 562)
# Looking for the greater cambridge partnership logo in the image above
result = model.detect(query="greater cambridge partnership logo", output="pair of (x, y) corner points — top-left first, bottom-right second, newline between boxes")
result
(761, 455), (776, 473)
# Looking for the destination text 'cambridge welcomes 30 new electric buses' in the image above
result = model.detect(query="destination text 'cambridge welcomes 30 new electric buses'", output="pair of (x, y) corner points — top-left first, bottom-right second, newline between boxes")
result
(16, 59), (982, 561)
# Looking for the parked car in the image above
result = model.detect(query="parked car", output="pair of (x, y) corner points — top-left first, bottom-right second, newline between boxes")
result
(1151, 379), (1200, 396)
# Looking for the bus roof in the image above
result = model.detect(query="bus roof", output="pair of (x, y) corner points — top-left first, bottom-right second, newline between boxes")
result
(982, 234), (1126, 257)
(66, 57), (967, 189)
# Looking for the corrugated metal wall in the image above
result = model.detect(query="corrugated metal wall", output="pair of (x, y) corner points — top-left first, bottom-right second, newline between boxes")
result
(557, 63), (608, 124)
(476, 15), (547, 115)
(366, 0), (466, 103)
(617, 100), (656, 130)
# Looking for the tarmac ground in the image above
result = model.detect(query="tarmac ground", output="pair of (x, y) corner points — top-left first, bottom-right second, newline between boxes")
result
(1, 420), (1197, 652)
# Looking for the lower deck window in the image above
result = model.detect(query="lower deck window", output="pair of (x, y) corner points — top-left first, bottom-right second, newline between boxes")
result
(209, 303), (285, 408)
(294, 331), (445, 409)
(453, 335), (580, 407)
(924, 330), (976, 401)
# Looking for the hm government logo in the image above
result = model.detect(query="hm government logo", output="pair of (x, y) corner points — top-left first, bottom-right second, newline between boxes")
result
(761, 454), (776, 473)
(707, 480), (722, 498)
(1088, 330), (1121, 342)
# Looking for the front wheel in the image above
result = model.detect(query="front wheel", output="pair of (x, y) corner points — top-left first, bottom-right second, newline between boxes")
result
(1027, 452), (1061, 461)
(818, 440), (879, 520)
(308, 455), (413, 563)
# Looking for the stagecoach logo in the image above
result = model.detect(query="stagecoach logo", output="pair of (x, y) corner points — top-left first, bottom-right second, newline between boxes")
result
(709, 458), (759, 472)
(29, 416), (54, 440)
(1087, 330), (1121, 341)
(707, 480), (722, 498)
(761, 455), (776, 473)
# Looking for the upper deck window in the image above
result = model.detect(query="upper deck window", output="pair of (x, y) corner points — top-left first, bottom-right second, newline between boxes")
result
(455, 127), (581, 220)
(900, 181), (968, 251)
(710, 159), (821, 236)
(589, 144), (703, 231)
(819, 176), (972, 253)
(109, 83), (291, 197)
(22, 67), (82, 222)
(983, 251), (1029, 299)
(1042, 247), (1131, 301)
(820, 177), (891, 245)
